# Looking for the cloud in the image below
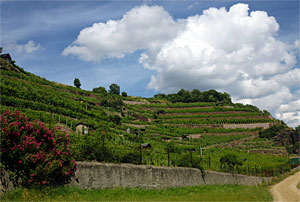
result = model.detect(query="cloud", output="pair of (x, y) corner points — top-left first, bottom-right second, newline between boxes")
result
(5, 40), (42, 54)
(143, 3), (299, 127)
(62, 5), (183, 62)
(64, 4), (299, 127)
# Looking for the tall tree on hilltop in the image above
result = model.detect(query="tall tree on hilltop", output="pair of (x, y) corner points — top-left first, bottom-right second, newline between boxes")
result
(109, 83), (120, 95)
(74, 78), (81, 88)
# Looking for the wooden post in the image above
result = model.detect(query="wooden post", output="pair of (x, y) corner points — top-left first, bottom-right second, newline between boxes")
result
(190, 150), (193, 167)
(208, 154), (211, 169)
(167, 149), (170, 167)
(248, 161), (250, 174)
(140, 144), (142, 164)
(101, 130), (105, 158)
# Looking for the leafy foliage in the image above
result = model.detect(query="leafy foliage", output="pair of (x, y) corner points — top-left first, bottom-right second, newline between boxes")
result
(73, 78), (81, 88)
(109, 83), (120, 95)
(220, 154), (243, 172)
(155, 89), (232, 104)
(0, 110), (76, 187)
(92, 86), (107, 95)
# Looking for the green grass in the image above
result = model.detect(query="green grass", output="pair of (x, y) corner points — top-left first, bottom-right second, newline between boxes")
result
(2, 185), (272, 202)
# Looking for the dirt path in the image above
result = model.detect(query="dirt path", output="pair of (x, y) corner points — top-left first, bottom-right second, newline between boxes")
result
(270, 171), (300, 202)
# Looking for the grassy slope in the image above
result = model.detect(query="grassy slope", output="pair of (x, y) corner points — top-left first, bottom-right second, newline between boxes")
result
(2, 185), (272, 202)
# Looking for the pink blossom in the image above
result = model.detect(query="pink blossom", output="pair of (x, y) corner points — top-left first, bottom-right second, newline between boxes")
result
(19, 160), (22, 163)
(31, 173), (35, 177)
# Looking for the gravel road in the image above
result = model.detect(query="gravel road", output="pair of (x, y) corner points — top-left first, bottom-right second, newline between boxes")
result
(270, 171), (300, 202)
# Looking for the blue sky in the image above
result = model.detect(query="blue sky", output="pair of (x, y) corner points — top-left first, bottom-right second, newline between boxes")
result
(1, 0), (299, 127)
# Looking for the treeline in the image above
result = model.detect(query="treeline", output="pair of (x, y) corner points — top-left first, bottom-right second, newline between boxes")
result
(154, 89), (232, 104)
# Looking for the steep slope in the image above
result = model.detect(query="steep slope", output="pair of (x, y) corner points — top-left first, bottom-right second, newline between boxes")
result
(0, 57), (292, 177)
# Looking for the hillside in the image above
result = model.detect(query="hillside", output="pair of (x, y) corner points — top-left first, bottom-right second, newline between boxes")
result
(0, 57), (297, 177)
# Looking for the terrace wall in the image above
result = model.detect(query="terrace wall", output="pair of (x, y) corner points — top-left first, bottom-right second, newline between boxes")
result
(69, 162), (271, 189)
(223, 123), (270, 129)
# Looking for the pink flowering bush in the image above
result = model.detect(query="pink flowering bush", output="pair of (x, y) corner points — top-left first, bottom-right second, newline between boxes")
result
(0, 110), (77, 187)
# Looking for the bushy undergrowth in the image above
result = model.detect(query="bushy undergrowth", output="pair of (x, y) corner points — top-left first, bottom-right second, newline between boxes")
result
(0, 110), (77, 187)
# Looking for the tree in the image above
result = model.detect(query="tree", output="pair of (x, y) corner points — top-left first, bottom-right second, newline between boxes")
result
(121, 92), (127, 97)
(0, 47), (3, 54)
(73, 78), (81, 88)
(220, 154), (242, 173)
(109, 83), (120, 95)
(93, 86), (107, 95)
(191, 89), (202, 102)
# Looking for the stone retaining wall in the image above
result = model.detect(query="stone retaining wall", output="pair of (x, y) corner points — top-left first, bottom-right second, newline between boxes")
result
(223, 123), (270, 129)
(69, 162), (271, 189)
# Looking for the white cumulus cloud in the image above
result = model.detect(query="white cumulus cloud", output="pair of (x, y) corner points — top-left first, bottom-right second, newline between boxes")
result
(5, 40), (42, 54)
(63, 4), (300, 127)
(62, 5), (183, 62)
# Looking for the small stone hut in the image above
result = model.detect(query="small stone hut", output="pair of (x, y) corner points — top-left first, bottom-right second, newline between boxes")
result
(76, 123), (89, 135)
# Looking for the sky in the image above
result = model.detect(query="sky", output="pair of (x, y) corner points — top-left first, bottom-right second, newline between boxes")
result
(1, 0), (299, 127)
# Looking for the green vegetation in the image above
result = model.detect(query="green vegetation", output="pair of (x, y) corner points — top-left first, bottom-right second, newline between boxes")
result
(73, 78), (81, 88)
(0, 110), (76, 187)
(109, 83), (120, 95)
(92, 86), (107, 95)
(259, 125), (287, 138)
(154, 89), (232, 104)
(220, 154), (243, 173)
(0, 56), (295, 179)
(259, 125), (300, 154)
(2, 185), (272, 201)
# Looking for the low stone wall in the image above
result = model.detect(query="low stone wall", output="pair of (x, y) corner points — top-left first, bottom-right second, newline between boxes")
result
(123, 101), (150, 105)
(223, 123), (270, 129)
(0, 170), (14, 195)
(69, 162), (271, 189)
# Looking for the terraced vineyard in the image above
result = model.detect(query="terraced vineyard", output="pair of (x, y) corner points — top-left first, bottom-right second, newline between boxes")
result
(0, 57), (293, 177)
(121, 99), (291, 176)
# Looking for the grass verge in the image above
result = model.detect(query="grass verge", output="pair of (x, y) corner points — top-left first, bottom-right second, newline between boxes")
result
(2, 185), (272, 202)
